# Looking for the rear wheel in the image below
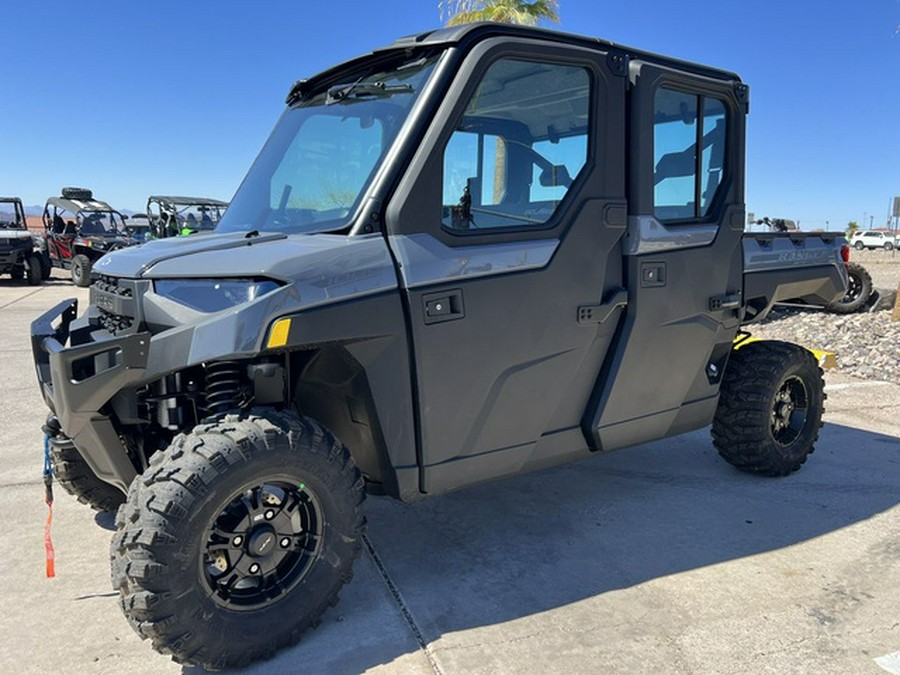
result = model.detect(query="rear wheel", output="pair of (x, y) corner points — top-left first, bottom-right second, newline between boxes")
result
(824, 261), (872, 314)
(9, 265), (23, 280)
(71, 254), (92, 287)
(111, 410), (365, 670)
(712, 340), (824, 476)
(854, 241), (865, 250)
(885, 242), (894, 251)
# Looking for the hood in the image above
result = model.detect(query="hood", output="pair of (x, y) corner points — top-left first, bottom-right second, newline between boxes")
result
(93, 230), (397, 287)
(0, 229), (32, 241)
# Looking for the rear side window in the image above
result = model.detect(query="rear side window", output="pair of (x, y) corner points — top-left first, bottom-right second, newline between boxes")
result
(653, 88), (727, 222)
(441, 58), (591, 232)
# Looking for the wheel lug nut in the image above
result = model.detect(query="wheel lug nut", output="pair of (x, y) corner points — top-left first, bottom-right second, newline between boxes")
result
(233, 536), (243, 546)
(265, 510), (275, 520)
(280, 537), (291, 548)
(249, 563), (260, 574)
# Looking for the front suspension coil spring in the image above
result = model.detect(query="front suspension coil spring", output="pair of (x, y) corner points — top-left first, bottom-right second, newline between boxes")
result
(204, 361), (242, 417)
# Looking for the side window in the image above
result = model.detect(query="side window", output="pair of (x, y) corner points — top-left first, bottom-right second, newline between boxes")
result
(441, 58), (591, 232)
(653, 88), (728, 222)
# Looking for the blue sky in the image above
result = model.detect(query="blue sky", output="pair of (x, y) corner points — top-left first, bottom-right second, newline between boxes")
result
(1, 1), (897, 230)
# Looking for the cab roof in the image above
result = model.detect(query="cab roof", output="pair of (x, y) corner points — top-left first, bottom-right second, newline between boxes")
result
(287, 23), (742, 104)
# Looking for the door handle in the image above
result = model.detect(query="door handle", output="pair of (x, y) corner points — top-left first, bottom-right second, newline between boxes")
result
(422, 289), (465, 325)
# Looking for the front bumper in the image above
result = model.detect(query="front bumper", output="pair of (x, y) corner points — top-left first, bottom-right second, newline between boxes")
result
(31, 298), (149, 491)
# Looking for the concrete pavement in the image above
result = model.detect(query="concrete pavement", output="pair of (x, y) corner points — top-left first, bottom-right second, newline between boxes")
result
(1, 273), (898, 674)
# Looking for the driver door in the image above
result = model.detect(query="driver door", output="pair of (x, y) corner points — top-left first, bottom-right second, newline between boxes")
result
(386, 39), (628, 495)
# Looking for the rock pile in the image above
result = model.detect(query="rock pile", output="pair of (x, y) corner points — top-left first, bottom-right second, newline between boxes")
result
(750, 291), (900, 384)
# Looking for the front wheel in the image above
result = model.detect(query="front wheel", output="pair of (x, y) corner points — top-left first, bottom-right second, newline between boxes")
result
(712, 340), (824, 476)
(50, 439), (125, 512)
(71, 254), (92, 287)
(111, 411), (365, 670)
(25, 254), (42, 286)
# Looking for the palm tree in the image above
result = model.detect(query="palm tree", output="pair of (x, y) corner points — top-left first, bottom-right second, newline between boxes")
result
(440, 0), (560, 26)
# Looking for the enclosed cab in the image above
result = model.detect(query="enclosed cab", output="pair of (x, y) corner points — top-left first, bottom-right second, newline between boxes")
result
(31, 24), (846, 669)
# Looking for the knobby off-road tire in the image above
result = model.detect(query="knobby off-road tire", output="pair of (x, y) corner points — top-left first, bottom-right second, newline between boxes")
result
(50, 441), (126, 512)
(39, 252), (52, 280)
(110, 410), (366, 670)
(712, 340), (824, 476)
(71, 254), (92, 287)
(26, 254), (42, 285)
(824, 262), (872, 314)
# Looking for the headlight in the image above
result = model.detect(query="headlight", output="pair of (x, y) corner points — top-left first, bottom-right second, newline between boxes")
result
(153, 278), (281, 313)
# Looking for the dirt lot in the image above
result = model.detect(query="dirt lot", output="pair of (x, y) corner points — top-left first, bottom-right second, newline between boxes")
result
(850, 248), (900, 290)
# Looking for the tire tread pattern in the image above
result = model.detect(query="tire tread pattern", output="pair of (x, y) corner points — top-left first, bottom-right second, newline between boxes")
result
(711, 340), (825, 477)
(50, 442), (125, 512)
(110, 409), (365, 670)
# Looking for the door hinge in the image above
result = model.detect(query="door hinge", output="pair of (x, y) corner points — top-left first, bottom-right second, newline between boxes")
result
(578, 289), (628, 325)
(709, 292), (742, 311)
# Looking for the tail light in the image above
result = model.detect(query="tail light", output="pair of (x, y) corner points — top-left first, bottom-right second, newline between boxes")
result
(840, 244), (850, 266)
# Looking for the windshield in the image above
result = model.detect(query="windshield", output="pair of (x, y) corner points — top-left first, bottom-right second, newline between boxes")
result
(79, 210), (125, 235)
(218, 53), (440, 235)
(0, 202), (24, 228)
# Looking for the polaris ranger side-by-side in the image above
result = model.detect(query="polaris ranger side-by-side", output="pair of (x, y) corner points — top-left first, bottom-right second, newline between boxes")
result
(31, 25), (847, 669)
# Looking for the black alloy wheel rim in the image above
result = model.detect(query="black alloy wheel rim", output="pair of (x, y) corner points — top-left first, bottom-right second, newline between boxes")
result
(842, 271), (862, 303)
(770, 375), (809, 447)
(202, 480), (323, 611)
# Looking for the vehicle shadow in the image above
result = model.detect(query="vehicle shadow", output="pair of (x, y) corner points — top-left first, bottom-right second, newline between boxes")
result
(193, 421), (900, 674)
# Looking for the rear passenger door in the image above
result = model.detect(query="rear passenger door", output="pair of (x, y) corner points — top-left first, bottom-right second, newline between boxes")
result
(585, 62), (749, 451)
(386, 39), (628, 494)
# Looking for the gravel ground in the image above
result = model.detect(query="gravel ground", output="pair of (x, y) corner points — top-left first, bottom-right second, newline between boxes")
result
(750, 249), (900, 384)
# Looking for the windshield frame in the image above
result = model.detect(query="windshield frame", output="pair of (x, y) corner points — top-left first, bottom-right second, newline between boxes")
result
(217, 48), (451, 237)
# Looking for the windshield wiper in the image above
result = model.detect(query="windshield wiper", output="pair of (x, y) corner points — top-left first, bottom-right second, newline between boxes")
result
(326, 80), (414, 105)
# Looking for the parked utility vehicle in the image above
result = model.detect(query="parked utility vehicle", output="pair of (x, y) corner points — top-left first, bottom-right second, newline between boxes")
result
(145, 195), (228, 238)
(42, 188), (133, 286)
(31, 25), (848, 670)
(0, 197), (44, 284)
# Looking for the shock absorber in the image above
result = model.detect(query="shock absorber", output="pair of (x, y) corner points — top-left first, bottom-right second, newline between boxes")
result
(204, 361), (242, 417)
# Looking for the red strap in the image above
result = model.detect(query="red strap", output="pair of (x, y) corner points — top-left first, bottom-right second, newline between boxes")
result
(44, 501), (55, 578)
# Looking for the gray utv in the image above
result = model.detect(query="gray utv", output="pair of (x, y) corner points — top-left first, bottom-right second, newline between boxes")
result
(31, 24), (848, 670)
